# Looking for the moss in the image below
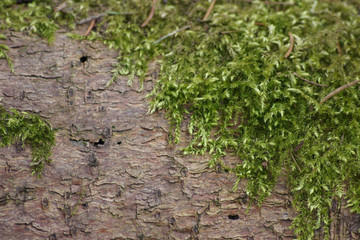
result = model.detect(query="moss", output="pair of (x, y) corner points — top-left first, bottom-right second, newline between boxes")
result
(1, 0), (360, 238)
(0, 106), (56, 177)
(0, 43), (14, 73)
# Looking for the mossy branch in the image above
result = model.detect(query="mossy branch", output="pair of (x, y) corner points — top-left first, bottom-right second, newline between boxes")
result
(2, 1), (360, 238)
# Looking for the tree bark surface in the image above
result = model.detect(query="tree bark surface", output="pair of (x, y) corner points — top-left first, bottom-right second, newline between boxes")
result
(0, 32), (359, 240)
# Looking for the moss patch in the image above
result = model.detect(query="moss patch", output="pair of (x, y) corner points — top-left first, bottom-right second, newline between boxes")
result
(2, 0), (360, 238)
(0, 106), (55, 176)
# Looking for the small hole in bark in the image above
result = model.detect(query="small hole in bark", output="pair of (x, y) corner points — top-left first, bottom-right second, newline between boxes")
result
(93, 138), (105, 146)
(117, 141), (122, 145)
(79, 56), (88, 63)
(82, 202), (88, 208)
(228, 214), (239, 220)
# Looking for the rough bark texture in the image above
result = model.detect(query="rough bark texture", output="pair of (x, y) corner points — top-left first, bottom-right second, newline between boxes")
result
(0, 31), (359, 240)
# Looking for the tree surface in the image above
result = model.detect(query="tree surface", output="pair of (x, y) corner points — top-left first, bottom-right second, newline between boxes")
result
(0, 29), (359, 240)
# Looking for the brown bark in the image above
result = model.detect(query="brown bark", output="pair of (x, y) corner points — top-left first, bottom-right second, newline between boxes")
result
(0, 31), (359, 240)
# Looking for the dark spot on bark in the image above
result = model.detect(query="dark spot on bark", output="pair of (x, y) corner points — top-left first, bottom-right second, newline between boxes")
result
(69, 225), (77, 237)
(48, 233), (57, 240)
(20, 90), (26, 100)
(88, 153), (99, 167)
(0, 194), (10, 206)
(193, 224), (199, 234)
(86, 90), (93, 101)
(70, 124), (77, 134)
(79, 56), (88, 63)
(180, 167), (188, 177)
(247, 237), (254, 240)
(63, 204), (71, 216)
(151, 70), (158, 80)
(15, 141), (24, 153)
(102, 127), (111, 138)
(116, 190), (122, 197)
(15, 186), (31, 204)
(82, 202), (88, 208)
(67, 88), (74, 98)
(155, 189), (161, 199)
(214, 197), (221, 206)
(71, 60), (82, 68)
(93, 138), (105, 147)
(286, 199), (292, 208)
(215, 163), (221, 173)
(239, 192), (248, 204)
(65, 192), (71, 199)
(42, 197), (49, 208)
(331, 198), (338, 212)
(169, 217), (176, 226)
(228, 214), (239, 220)
(117, 141), (122, 145)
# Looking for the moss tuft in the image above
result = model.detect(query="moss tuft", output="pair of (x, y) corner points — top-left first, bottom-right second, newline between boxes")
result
(0, 106), (56, 177)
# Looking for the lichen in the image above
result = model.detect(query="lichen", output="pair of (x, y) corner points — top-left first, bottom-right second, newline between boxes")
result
(0, 106), (56, 177)
(1, 0), (360, 238)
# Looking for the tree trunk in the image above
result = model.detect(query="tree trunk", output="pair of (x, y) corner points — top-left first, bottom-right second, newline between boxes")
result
(0, 31), (359, 240)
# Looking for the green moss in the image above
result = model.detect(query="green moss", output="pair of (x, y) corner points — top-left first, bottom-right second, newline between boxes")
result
(0, 43), (14, 73)
(0, 106), (56, 177)
(1, 0), (360, 238)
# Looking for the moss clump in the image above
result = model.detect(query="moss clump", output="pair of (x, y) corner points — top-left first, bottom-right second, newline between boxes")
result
(0, 106), (55, 176)
(0, 43), (14, 73)
(1, 0), (360, 238)
(0, 0), (58, 43)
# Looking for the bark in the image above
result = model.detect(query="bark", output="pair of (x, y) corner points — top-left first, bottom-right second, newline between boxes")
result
(0, 31), (359, 240)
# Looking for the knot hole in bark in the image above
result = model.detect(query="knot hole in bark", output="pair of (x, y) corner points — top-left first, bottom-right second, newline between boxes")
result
(228, 214), (239, 220)
(93, 138), (105, 147)
(79, 56), (88, 63)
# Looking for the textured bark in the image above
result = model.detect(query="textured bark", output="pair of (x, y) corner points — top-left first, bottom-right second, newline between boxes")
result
(0, 31), (359, 240)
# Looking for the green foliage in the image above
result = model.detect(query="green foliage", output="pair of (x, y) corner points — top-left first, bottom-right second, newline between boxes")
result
(0, 106), (56, 176)
(0, 43), (14, 73)
(147, 1), (360, 238)
(0, 0), (58, 43)
(1, 0), (360, 238)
